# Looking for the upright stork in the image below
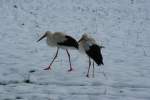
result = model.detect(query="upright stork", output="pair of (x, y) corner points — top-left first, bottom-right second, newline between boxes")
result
(78, 33), (104, 77)
(37, 31), (78, 71)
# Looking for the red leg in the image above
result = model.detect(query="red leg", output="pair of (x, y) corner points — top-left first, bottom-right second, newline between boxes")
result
(44, 48), (59, 70)
(92, 61), (95, 78)
(66, 49), (73, 72)
(86, 57), (91, 77)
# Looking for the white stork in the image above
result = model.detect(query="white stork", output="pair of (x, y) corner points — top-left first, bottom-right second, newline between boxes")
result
(78, 33), (104, 77)
(37, 31), (78, 71)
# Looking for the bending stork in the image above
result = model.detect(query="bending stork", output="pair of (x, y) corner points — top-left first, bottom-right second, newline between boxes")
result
(78, 33), (104, 77)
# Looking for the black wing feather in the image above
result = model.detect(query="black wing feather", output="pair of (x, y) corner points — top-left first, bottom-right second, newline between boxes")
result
(86, 44), (104, 65)
(57, 36), (79, 49)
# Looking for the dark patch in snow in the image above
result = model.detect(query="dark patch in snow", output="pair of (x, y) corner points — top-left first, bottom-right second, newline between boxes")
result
(16, 96), (23, 99)
(29, 70), (36, 73)
(13, 5), (18, 8)
(21, 23), (25, 26)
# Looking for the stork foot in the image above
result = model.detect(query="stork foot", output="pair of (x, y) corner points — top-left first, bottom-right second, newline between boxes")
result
(44, 66), (51, 70)
(86, 74), (89, 78)
(68, 68), (73, 72)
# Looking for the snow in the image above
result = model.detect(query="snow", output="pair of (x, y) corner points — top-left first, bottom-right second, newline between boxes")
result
(0, 0), (150, 100)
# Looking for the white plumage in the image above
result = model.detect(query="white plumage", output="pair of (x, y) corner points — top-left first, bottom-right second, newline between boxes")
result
(79, 33), (96, 52)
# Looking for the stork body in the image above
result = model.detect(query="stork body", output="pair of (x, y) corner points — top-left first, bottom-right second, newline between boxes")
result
(37, 31), (78, 71)
(78, 33), (104, 77)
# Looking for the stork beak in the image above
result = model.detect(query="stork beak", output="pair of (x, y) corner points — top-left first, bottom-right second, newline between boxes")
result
(37, 33), (47, 42)
(78, 37), (83, 42)
(100, 46), (105, 48)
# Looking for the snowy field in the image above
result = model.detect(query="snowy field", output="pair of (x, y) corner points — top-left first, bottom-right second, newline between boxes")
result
(0, 0), (150, 100)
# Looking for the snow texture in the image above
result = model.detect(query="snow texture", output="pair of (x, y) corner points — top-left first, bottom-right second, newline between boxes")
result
(0, 0), (150, 100)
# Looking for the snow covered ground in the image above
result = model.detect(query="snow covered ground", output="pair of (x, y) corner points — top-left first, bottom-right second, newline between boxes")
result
(0, 0), (150, 100)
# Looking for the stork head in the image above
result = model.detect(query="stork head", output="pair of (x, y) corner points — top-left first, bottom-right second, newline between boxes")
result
(78, 33), (90, 42)
(37, 31), (52, 42)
